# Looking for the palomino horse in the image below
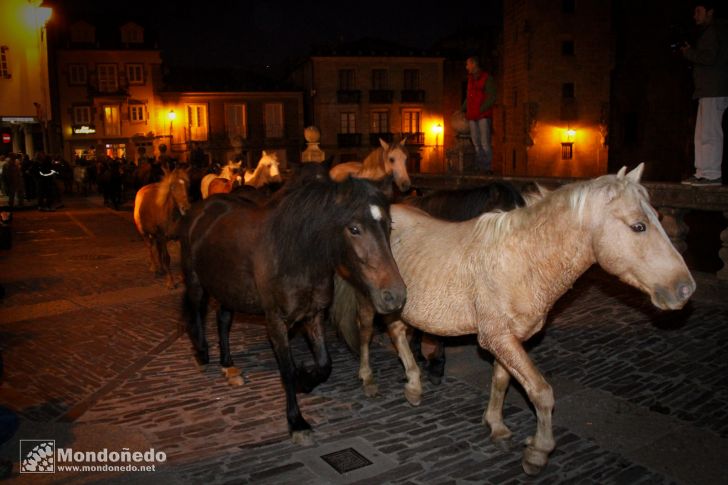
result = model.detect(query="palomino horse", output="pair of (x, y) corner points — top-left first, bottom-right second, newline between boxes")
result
(208, 151), (282, 197)
(330, 138), (411, 193)
(179, 176), (406, 444)
(332, 164), (695, 475)
(200, 160), (242, 199)
(133, 167), (191, 288)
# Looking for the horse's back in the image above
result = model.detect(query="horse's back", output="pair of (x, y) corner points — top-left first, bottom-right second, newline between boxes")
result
(329, 162), (362, 181)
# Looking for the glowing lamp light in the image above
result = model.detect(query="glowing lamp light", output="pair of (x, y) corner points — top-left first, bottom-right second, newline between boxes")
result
(167, 110), (176, 121)
(432, 123), (443, 135)
(561, 128), (576, 160)
(23, 5), (52, 28)
(561, 128), (576, 143)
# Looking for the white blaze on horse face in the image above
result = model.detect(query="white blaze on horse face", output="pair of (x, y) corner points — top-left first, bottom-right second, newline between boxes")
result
(370, 205), (383, 221)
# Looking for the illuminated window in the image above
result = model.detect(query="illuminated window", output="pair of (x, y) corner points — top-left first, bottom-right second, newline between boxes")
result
(402, 109), (421, 133)
(73, 106), (91, 125)
(225, 104), (247, 139)
(68, 64), (87, 85)
(264, 103), (284, 138)
(338, 69), (355, 90)
(1, 46), (10, 79)
(187, 104), (209, 141)
(126, 64), (144, 84)
(129, 104), (145, 122)
(370, 111), (389, 133)
(371, 69), (387, 89)
(103, 105), (120, 136)
(403, 69), (419, 90)
(97, 64), (118, 93)
(340, 112), (356, 134)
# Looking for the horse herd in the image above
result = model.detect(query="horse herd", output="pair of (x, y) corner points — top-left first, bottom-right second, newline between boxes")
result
(131, 140), (695, 476)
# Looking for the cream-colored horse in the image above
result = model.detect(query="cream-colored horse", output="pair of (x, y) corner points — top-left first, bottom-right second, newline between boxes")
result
(332, 164), (695, 476)
(329, 138), (411, 192)
(243, 150), (282, 188)
(200, 160), (242, 199)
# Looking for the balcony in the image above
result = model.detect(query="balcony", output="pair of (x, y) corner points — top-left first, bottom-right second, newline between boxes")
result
(369, 132), (394, 146)
(368, 90), (394, 104)
(402, 132), (425, 145)
(337, 90), (362, 104)
(401, 89), (425, 103)
(337, 133), (362, 147)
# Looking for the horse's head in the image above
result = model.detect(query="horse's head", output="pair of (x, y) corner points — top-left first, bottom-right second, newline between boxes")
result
(258, 151), (282, 183)
(334, 178), (406, 314)
(379, 138), (411, 192)
(169, 167), (191, 216)
(588, 164), (695, 310)
(223, 161), (242, 178)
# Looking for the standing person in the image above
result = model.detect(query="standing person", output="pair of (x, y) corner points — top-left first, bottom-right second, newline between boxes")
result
(681, 2), (728, 186)
(1, 155), (24, 209)
(463, 56), (496, 173)
(36, 153), (57, 211)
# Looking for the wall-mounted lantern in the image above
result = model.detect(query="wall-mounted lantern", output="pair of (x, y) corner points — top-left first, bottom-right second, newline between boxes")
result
(561, 128), (576, 159)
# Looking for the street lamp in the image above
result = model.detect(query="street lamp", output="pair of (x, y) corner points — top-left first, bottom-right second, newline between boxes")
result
(432, 123), (444, 171)
(561, 127), (576, 160)
(167, 110), (176, 143)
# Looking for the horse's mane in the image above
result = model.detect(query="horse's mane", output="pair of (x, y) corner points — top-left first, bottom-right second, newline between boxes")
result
(471, 173), (649, 244)
(405, 182), (526, 222)
(264, 177), (389, 278)
(155, 170), (177, 206)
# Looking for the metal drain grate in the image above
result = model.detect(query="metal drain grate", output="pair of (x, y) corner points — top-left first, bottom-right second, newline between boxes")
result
(320, 448), (373, 474)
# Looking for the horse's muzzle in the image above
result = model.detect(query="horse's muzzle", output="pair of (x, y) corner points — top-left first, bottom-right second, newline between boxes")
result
(371, 285), (406, 314)
(652, 277), (696, 310)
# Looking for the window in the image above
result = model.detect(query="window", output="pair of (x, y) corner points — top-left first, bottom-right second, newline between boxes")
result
(126, 64), (144, 84)
(264, 103), (284, 138)
(68, 64), (87, 85)
(562, 40), (575, 56)
(97, 64), (118, 92)
(224, 104), (247, 139)
(103, 105), (120, 136)
(340, 112), (356, 134)
(402, 109), (421, 133)
(338, 69), (355, 90)
(403, 69), (419, 90)
(73, 106), (91, 125)
(129, 104), (145, 122)
(371, 69), (387, 89)
(370, 111), (389, 133)
(1, 46), (10, 79)
(562, 82), (575, 99)
(187, 104), (209, 141)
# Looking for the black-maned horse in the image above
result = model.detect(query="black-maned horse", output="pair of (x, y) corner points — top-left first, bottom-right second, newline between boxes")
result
(179, 176), (406, 443)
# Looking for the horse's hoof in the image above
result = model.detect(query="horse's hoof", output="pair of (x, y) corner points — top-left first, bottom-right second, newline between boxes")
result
(522, 446), (549, 476)
(427, 374), (442, 386)
(291, 430), (315, 446)
(363, 382), (379, 398)
(404, 387), (422, 406)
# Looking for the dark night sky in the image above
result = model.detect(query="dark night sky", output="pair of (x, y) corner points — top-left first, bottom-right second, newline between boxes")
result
(46, 0), (500, 72)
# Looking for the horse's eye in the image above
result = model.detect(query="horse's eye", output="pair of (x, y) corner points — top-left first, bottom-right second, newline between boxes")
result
(388, 157), (395, 163)
(630, 222), (646, 233)
(348, 225), (361, 235)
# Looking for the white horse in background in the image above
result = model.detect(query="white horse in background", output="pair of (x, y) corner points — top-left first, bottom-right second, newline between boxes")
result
(243, 150), (282, 188)
(200, 160), (242, 199)
(329, 138), (411, 193)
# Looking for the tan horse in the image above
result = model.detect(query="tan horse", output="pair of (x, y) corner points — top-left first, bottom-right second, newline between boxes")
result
(332, 164), (695, 476)
(207, 151), (283, 197)
(200, 160), (242, 199)
(133, 167), (191, 288)
(329, 138), (411, 192)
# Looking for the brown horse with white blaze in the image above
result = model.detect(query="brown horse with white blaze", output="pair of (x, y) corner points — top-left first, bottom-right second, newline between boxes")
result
(332, 163), (695, 476)
(133, 167), (191, 288)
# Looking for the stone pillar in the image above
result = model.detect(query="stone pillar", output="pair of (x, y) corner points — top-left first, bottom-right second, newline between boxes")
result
(301, 126), (325, 163)
(659, 207), (689, 254)
(718, 211), (728, 280)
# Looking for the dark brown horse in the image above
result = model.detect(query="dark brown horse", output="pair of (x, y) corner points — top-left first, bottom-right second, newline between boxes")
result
(179, 176), (406, 444)
(133, 167), (191, 288)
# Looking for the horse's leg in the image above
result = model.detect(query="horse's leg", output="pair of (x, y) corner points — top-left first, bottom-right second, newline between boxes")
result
(425, 336), (446, 385)
(298, 311), (332, 393)
(184, 281), (209, 368)
(158, 240), (175, 288)
(482, 334), (554, 476)
(483, 360), (513, 444)
(387, 318), (422, 406)
(409, 328), (427, 365)
(217, 307), (244, 386)
(145, 236), (160, 274)
(266, 315), (313, 445)
(357, 297), (379, 397)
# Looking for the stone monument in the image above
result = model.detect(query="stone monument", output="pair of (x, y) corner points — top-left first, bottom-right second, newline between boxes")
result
(301, 126), (325, 163)
(445, 110), (474, 173)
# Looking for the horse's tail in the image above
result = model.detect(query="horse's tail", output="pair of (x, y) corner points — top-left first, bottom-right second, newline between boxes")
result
(330, 275), (361, 354)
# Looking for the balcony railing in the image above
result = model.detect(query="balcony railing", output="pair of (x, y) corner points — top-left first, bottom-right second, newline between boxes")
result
(369, 90), (394, 103)
(337, 90), (362, 104)
(337, 133), (362, 147)
(402, 132), (425, 145)
(369, 132), (394, 146)
(401, 89), (426, 103)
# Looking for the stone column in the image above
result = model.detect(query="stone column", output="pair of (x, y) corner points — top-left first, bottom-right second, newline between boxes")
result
(659, 207), (689, 254)
(301, 126), (325, 163)
(718, 212), (728, 280)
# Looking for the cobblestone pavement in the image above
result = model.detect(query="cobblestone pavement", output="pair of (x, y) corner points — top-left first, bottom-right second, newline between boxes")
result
(0, 195), (727, 484)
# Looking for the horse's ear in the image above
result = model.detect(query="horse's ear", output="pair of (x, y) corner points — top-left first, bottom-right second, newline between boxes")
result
(262, 150), (268, 157)
(162, 166), (170, 176)
(616, 166), (627, 179)
(626, 163), (644, 183)
(379, 138), (390, 151)
(399, 136), (408, 147)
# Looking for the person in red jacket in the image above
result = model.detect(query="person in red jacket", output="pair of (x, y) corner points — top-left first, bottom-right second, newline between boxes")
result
(463, 56), (496, 173)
